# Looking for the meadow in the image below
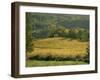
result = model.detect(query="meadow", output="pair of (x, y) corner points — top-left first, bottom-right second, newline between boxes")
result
(26, 13), (89, 67)
(26, 37), (89, 67)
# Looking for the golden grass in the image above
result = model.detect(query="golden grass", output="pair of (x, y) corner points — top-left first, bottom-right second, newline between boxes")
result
(27, 37), (88, 58)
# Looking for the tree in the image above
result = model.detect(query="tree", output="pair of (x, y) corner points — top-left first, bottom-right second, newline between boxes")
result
(83, 47), (89, 63)
(78, 29), (89, 41)
(68, 28), (77, 39)
(48, 24), (57, 37)
(26, 13), (33, 52)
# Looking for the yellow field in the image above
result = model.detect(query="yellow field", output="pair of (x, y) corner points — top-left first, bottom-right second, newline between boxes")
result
(27, 37), (88, 59)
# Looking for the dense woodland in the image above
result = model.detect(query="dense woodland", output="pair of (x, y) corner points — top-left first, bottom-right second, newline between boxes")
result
(26, 12), (89, 52)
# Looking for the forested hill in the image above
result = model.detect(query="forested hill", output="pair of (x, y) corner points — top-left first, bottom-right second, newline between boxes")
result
(26, 12), (89, 39)
(27, 12), (89, 30)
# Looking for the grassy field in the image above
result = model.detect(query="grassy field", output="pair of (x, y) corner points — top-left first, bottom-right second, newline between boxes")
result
(26, 60), (87, 67)
(26, 37), (89, 67)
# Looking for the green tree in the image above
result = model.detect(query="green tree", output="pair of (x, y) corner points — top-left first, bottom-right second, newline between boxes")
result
(26, 13), (33, 52)
(68, 28), (77, 39)
(48, 24), (57, 37)
(78, 30), (89, 41)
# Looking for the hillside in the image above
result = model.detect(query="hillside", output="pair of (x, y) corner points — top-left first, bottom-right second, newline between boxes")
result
(26, 12), (89, 39)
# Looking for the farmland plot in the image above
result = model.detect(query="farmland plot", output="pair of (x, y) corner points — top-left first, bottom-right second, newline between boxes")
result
(26, 37), (89, 67)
